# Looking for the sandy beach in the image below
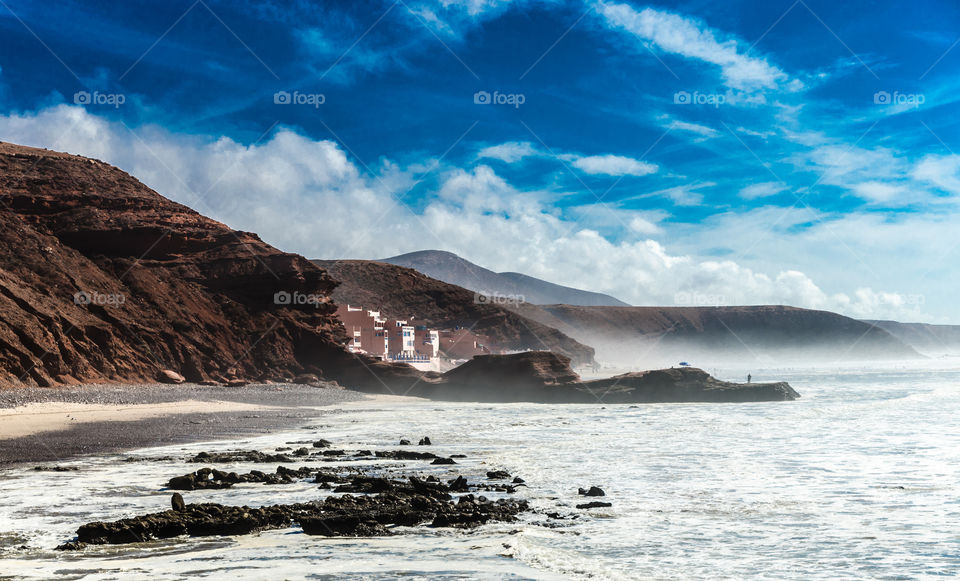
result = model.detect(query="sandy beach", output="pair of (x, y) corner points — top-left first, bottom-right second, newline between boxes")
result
(0, 382), (367, 467)
(0, 400), (278, 440)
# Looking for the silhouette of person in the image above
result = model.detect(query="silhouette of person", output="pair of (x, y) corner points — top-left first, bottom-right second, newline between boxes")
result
(747, 374), (752, 383)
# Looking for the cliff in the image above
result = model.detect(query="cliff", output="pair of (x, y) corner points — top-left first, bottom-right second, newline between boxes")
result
(0, 142), (380, 386)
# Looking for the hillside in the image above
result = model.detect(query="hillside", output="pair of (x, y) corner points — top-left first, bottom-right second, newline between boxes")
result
(0, 142), (411, 388)
(864, 320), (960, 355)
(313, 259), (595, 366)
(509, 304), (921, 366)
(381, 250), (629, 307)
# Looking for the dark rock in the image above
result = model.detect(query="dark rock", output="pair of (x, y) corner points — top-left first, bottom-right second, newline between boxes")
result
(333, 476), (398, 494)
(72, 503), (293, 545)
(578, 486), (605, 497)
(418, 437), (432, 445)
(431, 458), (456, 465)
(298, 514), (390, 537)
(375, 450), (438, 460)
(576, 501), (612, 509)
(313, 472), (346, 484)
(293, 447), (310, 457)
(512, 477), (525, 484)
(55, 541), (87, 551)
(293, 373), (321, 385)
(167, 466), (314, 490)
(168, 468), (235, 491)
(448, 476), (469, 492)
(189, 450), (293, 463)
(64, 478), (532, 545)
(312, 439), (332, 448)
(399, 439), (411, 446)
(487, 470), (510, 480)
(171, 493), (186, 512)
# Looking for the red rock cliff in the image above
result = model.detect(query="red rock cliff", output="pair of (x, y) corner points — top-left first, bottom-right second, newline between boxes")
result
(0, 142), (353, 386)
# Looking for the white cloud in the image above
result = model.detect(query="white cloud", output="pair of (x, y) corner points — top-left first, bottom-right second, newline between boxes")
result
(667, 119), (718, 138)
(849, 181), (909, 204)
(477, 142), (658, 178)
(570, 154), (657, 176)
(646, 181), (714, 206)
(476, 141), (539, 163)
(913, 154), (960, 195)
(0, 105), (943, 322)
(736, 126), (776, 140)
(628, 215), (662, 235)
(595, 1), (789, 91)
(739, 182), (787, 199)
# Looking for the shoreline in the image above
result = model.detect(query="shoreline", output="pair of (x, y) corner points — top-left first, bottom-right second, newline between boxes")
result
(0, 382), (377, 469)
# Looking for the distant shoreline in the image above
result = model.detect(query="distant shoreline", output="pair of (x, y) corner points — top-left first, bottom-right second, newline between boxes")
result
(0, 383), (371, 468)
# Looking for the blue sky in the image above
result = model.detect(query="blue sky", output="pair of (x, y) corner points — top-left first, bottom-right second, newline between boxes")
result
(1, 0), (959, 321)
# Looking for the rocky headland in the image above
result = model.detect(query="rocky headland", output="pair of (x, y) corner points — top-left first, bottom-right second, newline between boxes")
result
(420, 351), (799, 403)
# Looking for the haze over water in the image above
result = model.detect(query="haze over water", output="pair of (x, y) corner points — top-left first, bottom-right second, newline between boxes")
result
(1, 360), (957, 579)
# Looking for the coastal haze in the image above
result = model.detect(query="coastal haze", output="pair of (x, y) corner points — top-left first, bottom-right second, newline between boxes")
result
(1, 0), (959, 579)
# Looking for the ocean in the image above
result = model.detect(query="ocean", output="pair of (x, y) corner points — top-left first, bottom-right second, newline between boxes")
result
(1, 361), (959, 580)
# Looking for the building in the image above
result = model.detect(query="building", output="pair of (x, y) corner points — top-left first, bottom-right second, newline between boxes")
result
(335, 305), (441, 370)
(338, 305), (389, 359)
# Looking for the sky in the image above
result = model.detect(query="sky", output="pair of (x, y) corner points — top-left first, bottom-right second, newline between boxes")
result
(0, 0), (958, 322)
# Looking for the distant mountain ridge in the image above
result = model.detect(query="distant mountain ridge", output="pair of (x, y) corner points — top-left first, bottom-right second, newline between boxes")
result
(863, 320), (960, 355)
(381, 250), (630, 307)
(509, 304), (921, 366)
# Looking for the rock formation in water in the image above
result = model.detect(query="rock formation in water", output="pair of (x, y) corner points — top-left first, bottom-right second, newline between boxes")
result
(420, 351), (799, 403)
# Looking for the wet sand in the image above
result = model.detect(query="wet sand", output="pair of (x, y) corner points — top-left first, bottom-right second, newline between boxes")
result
(0, 383), (367, 468)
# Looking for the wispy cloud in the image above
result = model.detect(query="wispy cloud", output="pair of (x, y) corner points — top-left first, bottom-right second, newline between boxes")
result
(739, 182), (787, 199)
(594, 1), (790, 91)
(477, 142), (658, 177)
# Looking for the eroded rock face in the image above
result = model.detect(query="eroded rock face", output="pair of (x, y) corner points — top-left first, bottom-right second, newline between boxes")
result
(0, 142), (401, 388)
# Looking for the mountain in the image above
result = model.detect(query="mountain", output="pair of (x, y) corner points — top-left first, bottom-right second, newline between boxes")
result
(0, 142), (410, 388)
(380, 250), (630, 307)
(509, 304), (921, 367)
(863, 320), (960, 356)
(313, 259), (595, 366)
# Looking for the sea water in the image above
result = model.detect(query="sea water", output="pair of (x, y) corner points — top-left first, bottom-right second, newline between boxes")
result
(1, 361), (958, 580)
